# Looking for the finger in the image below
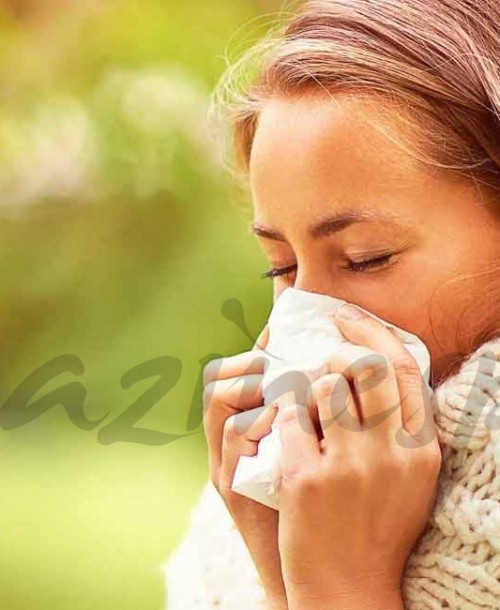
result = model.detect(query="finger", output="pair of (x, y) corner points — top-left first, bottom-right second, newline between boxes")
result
(203, 374), (263, 473)
(396, 385), (438, 449)
(311, 373), (361, 450)
(203, 324), (269, 383)
(233, 401), (279, 441)
(320, 342), (402, 438)
(203, 374), (263, 418)
(275, 402), (320, 477)
(306, 370), (359, 429)
(203, 350), (268, 383)
(334, 304), (430, 438)
(220, 403), (278, 490)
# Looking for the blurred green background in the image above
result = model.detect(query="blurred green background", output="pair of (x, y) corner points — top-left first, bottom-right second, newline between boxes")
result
(0, 1), (283, 608)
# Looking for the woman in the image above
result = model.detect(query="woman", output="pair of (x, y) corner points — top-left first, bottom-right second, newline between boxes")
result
(166, 1), (500, 608)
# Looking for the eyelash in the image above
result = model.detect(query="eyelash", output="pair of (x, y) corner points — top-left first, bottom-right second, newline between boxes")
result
(260, 253), (394, 279)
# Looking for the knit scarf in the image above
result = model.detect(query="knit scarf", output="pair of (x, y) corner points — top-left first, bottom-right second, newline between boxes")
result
(166, 336), (500, 610)
(403, 336), (500, 609)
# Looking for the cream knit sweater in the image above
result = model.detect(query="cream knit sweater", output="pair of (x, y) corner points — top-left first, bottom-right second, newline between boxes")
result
(165, 336), (500, 610)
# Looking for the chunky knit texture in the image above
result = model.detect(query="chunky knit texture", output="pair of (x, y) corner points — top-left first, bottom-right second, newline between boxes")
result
(165, 337), (500, 610)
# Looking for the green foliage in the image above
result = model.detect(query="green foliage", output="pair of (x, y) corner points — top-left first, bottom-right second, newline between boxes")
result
(0, 1), (279, 608)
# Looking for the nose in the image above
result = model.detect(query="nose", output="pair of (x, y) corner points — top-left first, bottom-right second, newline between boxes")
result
(293, 266), (336, 298)
(272, 260), (344, 302)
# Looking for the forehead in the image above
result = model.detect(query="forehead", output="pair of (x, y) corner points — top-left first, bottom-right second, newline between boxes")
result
(248, 92), (432, 226)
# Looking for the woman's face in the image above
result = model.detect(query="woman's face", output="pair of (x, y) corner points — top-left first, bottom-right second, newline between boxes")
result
(249, 93), (500, 384)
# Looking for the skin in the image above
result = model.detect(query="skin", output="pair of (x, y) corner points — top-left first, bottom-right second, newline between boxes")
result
(203, 92), (500, 610)
(250, 92), (500, 385)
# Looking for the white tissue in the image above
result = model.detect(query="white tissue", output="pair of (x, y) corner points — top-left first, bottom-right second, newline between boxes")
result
(231, 287), (432, 510)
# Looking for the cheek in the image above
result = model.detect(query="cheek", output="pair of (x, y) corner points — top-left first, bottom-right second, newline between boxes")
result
(408, 270), (496, 384)
(428, 269), (496, 348)
(339, 264), (460, 365)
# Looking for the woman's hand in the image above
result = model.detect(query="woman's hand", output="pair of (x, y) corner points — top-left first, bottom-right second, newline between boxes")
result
(274, 304), (442, 610)
(202, 327), (288, 610)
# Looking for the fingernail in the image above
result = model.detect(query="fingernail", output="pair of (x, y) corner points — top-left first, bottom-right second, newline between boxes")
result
(336, 303), (364, 320)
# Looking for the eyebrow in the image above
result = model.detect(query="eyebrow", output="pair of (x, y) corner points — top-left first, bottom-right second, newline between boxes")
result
(250, 209), (407, 241)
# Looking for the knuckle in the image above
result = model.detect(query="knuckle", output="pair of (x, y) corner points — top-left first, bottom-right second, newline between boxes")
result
(348, 458), (368, 480)
(329, 455), (367, 482)
(202, 380), (218, 408)
(235, 407), (262, 436)
(250, 355), (268, 371)
(352, 351), (391, 384)
(351, 351), (391, 389)
(392, 353), (421, 384)
(419, 443), (443, 472)
(312, 374), (345, 400)
(335, 347), (360, 372)
(276, 404), (299, 426)
(366, 351), (391, 375)
(222, 415), (239, 444)
(203, 358), (223, 384)
(374, 449), (407, 477)
(297, 472), (321, 494)
(281, 469), (320, 496)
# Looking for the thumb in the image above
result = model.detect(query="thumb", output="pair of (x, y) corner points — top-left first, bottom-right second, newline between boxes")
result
(335, 303), (367, 322)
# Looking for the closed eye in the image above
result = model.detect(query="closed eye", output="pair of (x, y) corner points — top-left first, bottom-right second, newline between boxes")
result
(260, 263), (297, 279)
(260, 253), (394, 279)
(343, 252), (394, 273)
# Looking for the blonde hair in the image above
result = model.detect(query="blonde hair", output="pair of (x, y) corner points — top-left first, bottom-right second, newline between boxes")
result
(208, 0), (500, 372)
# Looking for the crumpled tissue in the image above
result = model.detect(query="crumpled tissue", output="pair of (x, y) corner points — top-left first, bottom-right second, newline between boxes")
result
(231, 287), (432, 510)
